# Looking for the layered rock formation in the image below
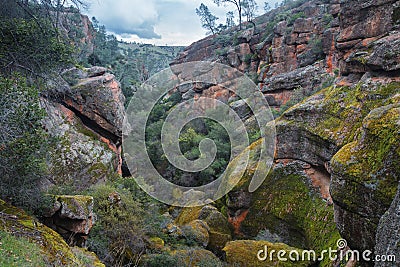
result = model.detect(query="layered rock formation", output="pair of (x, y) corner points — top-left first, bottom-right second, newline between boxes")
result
(173, 0), (341, 110)
(172, 0), (400, 265)
(42, 66), (125, 189)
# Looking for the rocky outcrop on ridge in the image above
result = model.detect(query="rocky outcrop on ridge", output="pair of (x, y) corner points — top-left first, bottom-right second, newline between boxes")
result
(173, 0), (341, 110)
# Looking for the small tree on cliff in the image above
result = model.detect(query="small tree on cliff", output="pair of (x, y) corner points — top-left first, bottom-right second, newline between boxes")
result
(226, 11), (235, 28)
(264, 2), (271, 12)
(196, 3), (219, 35)
(213, 0), (243, 29)
(242, 0), (258, 22)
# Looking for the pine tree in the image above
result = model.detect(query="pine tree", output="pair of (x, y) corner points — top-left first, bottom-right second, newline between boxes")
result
(196, 3), (219, 35)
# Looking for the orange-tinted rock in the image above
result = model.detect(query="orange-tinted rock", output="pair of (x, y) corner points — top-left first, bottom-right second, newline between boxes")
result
(293, 18), (314, 33)
(43, 195), (95, 246)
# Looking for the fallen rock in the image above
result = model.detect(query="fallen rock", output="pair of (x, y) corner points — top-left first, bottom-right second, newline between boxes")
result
(43, 195), (95, 246)
(223, 240), (309, 267)
(0, 199), (103, 266)
(175, 205), (232, 254)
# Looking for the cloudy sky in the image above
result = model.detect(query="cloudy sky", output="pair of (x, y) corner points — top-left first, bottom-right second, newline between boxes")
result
(86, 0), (282, 46)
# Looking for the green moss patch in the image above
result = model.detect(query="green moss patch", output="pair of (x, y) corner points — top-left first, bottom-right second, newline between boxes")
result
(0, 230), (45, 266)
(223, 240), (310, 267)
(0, 199), (104, 266)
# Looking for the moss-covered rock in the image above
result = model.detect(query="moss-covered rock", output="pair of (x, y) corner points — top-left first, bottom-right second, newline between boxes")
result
(226, 153), (340, 266)
(42, 195), (95, 246)
(141, 248), (223, 267)
(0, 199), (104, 266)
(57, 195), (94, 220)
(221, 82), (399, 267)
(148, 237), (165, 250)
(182, 220), (210, 247)
(331, 101), (400, 251)
(275, 82), (400, 166)
(223, 240), (310, 267)
(175, 205), (232, 254)
(221, 82), (400, 266)
(175, 206), (202, 225)
(257, 81), (399, 254)
(43, 98), (118, 189)
(173, 248), (223, 267)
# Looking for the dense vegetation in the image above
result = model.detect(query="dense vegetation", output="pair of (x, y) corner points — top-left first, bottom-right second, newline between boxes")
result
(145, 93), (231, 186)
(0, 0), (76, 213)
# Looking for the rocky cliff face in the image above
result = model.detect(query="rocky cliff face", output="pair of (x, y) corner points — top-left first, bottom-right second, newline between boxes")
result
(42, 66), (125, 189)
(172, 0), (400, 265)
(37, 67), (126, 249)
(57, 8), (95, 61)
(173, 0), (341, 110)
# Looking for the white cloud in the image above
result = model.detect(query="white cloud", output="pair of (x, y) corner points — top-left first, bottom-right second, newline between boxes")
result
(89, 0), (160, 39)
(87, 0), (282, 46)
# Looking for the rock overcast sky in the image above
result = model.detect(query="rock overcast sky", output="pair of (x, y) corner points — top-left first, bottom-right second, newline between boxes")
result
(86, 0), (282, 46)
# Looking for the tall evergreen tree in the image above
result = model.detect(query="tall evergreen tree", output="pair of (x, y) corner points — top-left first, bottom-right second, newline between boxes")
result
(196, 3), (219, 35)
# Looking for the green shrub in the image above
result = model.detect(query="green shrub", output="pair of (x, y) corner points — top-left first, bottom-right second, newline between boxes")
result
(0, 75), (51, 213)
(142, 253), (179, 267)
(0, 17), (73, 75)
(86, 181), (171, 266)
(287, 12), (305, 26)
(87, 184), (148, 266)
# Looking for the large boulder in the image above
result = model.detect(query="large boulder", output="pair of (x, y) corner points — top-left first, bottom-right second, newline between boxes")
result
(0, 199), (104, 266)
(42, 66), (125, 188)
(43, 195), (95, 246)
(60, 66), (125, 140)
(223, 240), (309, 267)
(43, 98), (119, 188)
(175, 205), (232, 254)
(331, 99), (400, 252)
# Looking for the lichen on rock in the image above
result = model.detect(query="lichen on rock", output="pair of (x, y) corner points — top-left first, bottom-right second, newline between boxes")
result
(0, 199), (104, 266)
(223, 240), (310, 267)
